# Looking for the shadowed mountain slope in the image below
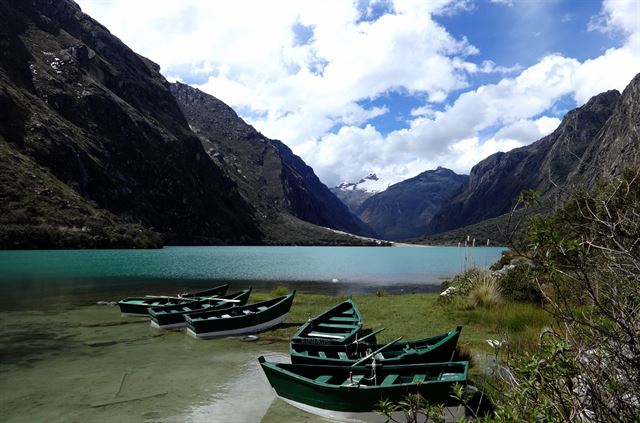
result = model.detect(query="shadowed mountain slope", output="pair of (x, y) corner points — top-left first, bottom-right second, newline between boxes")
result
(170, 82), (377, 241)
(0, 0), (262, 247)
(356, 167), (468, 240)
(425, 89), (623, 235)
(418, 73), (640, 244)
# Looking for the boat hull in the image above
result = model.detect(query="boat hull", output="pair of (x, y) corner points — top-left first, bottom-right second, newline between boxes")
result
(259, 359), (468, 414)
(149, 289), (252, 329)
(186, 312), (289, 339)
(118, 299), (195, 317)
(279, 397), (464, 423)
(185, 292), (295, 339)
(117, 283), (230, 316)
(290, 326), (462, 366)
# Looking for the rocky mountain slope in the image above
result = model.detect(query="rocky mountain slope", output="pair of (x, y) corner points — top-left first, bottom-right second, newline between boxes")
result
(0, 0), (384, 248)
(169, 82), (376, 241)
(330, 173), (389, 213)
(568, 73), (640, 187)
(356, 167), (468, 240)
(425, 88), (623, 235)
(420, 73), (640, 243)
(0, 0), (262, 247)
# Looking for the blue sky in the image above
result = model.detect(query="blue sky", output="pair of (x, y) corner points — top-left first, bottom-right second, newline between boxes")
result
(77, 0), (639, 186)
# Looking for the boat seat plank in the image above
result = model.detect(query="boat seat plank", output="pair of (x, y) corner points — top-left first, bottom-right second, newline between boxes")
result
(315, 375), (332, 383)
(412, 374), (426, 384)
(380, 374), (398, 386)
(337, 352), (349, 360)
(307, 332), (345, 339)
(318, 351), (327, 358)
(317, 323), (357, 329)
(258, 306), (268, 311)
(328, 317), (360, 322)
(439, 373), (459, 381)
(342, 375), (364, 386)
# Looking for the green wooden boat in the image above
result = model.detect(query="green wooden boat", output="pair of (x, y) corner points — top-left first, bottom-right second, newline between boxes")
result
(259, 356), (468, 421)
(117, 283), (230, 316)
(291, 299), (363, 346)
(290, 326), (462, 366)
(185, 291), (295, 339)
(148, 288), (252, 329)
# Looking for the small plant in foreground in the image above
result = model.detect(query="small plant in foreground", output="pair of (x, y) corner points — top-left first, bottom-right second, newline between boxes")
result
(376, 393), (446, 423)
(270, 286), (288, 296)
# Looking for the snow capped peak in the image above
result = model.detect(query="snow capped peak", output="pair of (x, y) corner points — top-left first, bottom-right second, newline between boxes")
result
(337, 181), (357, 191)
(336, 173), (388, 193)
(358, 173), (379, 184)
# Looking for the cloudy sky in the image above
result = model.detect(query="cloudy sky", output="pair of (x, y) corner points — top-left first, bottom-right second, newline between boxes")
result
(76, 0), (639, 187)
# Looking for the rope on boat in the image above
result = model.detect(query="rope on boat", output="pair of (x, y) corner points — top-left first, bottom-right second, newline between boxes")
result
(362, 357), (378, 385)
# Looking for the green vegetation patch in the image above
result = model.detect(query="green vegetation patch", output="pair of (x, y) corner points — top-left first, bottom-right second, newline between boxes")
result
(0, 140), (162, 249)
(252, 290), (550, 354)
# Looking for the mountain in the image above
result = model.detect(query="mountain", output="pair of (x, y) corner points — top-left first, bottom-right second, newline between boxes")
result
(425, 88), (623, 235)
(331, 173), (389, 213)
(355, 167), (468, 240)
(0, 0), (382, 248)
(568, 73), (640, 187)
(169, 82), (377, 241)
(419, 73), (640, 243)
(0, 0), (264, 247)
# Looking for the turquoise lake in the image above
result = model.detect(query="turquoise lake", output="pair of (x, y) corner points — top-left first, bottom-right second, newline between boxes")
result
(0, 246), (505, 304)
(0, 245), (505, 422)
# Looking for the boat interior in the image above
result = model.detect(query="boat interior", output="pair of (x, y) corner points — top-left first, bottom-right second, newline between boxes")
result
(302, 309), (361, 339)
(186, 294), (289, 321)
(279, 362), (467, 387)
(292, 330), (454, 360)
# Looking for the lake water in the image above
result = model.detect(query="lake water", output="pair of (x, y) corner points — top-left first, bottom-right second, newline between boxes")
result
(0, 246), (505, 305)
(0, 245), (504, 422)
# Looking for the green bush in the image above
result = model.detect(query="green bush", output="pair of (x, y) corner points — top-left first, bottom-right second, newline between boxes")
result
(496, 265), (543, 304)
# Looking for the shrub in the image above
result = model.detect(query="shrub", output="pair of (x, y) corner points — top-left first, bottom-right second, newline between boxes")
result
(270, 286), (288, 296)
(492, 169), (640, 421)
(496, 265), (542, 304)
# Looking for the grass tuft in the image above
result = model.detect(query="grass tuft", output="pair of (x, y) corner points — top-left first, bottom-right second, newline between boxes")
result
(469, 276), (503, 308)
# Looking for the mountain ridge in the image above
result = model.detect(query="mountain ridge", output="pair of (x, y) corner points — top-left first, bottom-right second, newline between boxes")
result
(356, 167), (468, 240)
(169, 82), (377, 241)
(330, 173), (389, 213)
(425, 88), (623, 235)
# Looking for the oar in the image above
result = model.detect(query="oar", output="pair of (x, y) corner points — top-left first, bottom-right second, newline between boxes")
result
(145, 295), (185, 299)
(351, 337), (402, 367)
(352, 328), (385, 344)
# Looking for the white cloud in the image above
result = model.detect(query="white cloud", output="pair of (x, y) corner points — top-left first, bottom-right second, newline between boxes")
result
(589, 0), (640, 36)
(75, 0), (640, 189)
(489, 0), (514, 7)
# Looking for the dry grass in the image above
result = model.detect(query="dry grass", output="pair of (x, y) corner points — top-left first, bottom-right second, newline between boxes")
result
(469, 274), (503, 308)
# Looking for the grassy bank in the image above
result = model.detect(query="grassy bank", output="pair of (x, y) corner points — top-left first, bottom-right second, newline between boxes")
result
(251, 290), (551, 356)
